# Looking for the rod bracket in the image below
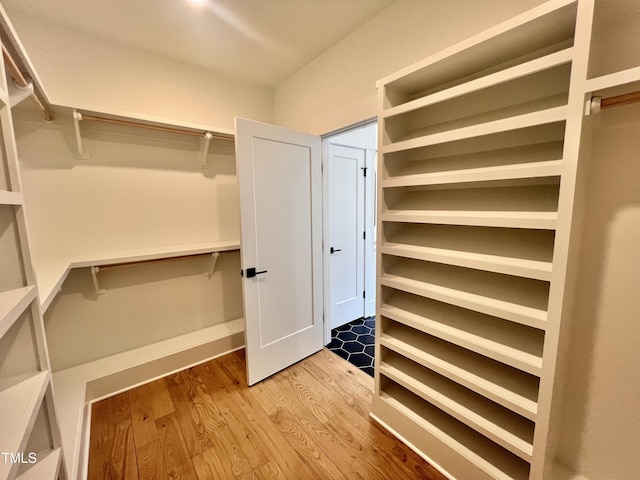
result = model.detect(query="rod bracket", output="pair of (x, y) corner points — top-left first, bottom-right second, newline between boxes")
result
(73, 109), (90, 159)
(586, 95), (602, 116)
(200, 132), (213, 169)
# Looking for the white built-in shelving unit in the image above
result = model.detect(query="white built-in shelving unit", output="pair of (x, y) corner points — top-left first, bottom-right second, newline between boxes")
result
(372, 1), (599, 479)
(0, 35), (65, 480)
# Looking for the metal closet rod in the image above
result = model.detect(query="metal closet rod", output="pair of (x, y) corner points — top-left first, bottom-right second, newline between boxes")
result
(79, 113), (235, 141)
(2, 44), (53, 121)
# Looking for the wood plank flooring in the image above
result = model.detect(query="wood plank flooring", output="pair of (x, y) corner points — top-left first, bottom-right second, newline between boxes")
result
(88, 348), (447, 480)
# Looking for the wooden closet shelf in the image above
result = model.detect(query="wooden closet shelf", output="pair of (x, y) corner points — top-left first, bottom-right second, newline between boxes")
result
(383, 48), (573, 119)
(380, 332), (538, 420)
(0, 372), (50, 480)
(0, 189), (24, 205)
(382, 160), (562, 190)
(0, 286), (36, 339)
(381, 106), (568, 154)
(15, 448), (61, 480)
(379, 358), (534, 461)
(380, 303), (544, 376)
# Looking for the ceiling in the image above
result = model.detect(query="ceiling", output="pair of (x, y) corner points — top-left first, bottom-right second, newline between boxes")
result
(2, 0), (395, 87)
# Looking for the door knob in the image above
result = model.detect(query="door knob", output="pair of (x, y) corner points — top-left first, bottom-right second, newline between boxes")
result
(246, 267), (268, 278)
(330, 247), (342, 254)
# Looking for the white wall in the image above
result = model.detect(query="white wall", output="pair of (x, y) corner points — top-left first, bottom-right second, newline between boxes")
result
(14, 108), (240, 259)
(273, 0), (546, 135)
(554, 106), (640, 480)
(14, 106), (243, 369)
(7, 13), (272, 130)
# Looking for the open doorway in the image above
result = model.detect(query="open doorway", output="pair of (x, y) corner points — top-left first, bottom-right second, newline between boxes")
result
(323, 121), (377, 375)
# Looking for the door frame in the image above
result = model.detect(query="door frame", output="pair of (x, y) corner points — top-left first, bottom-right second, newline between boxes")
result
(322, 119), (377, 344)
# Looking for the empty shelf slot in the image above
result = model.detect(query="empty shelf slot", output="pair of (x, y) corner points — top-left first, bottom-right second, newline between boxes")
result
(381, 224), (554, 281)
(0, 309), (40, 383)
(380, 0), (576, 108)
(0, 372), (49, 480)
(382, 107), (568, 155)
(379, 322), (539, 419)
(380, 350), (534, 460)
(16, 448), (61, 480)
(385, 143), (564, 185)
(384, 48), (574, 119)
(381, 288), (544, 375)
(382, 184), (560, 230)
(383, 123), (565, 172)
(0, 286), (36, 339)
(383, 159), (562, 190)
(381, 257), (549, 329)
(384, 63), (570, 146)
(380, 380), (531, 480)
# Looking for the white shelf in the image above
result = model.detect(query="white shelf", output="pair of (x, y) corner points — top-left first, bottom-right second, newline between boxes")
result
(380, 330), (538, 420)
(380, 356), (534, 461)
(381, 235), (552, 281)
(0, 372), (49, 480)
(0, 189), (23, 205)
(16, 448), (61, 480)
(377, 389), (530, 480)
(382, 106), (568, 154)
(54, 317), (244, 480)
(585, 66), (640, 95)
(383, 48), (574, 119)
(380, 301), (543, 376)
(381, 210), (557, 230)
(381, 272), (547, 330)
(382, 160), (562, 190)
(35, 240), (241, 312)
(0, 286), (36, 339)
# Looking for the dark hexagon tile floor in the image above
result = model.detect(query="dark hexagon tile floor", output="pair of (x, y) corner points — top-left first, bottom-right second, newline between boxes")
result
(328, 317), (375, 377)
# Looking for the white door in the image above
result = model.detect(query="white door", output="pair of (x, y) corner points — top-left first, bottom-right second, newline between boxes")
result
(364, 148), (377, 318)
(328, 143), (365, 329)
(235, 118), (324, 386)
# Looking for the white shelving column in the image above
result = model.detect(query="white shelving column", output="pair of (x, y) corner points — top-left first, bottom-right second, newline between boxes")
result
(0, 35), (66, 480)
(372, 1), (593, 479)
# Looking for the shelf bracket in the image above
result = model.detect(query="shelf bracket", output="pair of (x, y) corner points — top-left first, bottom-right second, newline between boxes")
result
(206, 252), (220, 278)
(8, 80), (34, 108)
(73, 109), (90, 159)
(90, 266), (106, 295)
(200, 132), (213, 169)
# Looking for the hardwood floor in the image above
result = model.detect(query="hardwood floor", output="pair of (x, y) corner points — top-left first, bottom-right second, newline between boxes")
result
(88, 348), (447, 479)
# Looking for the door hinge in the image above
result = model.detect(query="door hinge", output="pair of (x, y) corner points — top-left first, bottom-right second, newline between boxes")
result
(361, 167), (367, 177)
(363, 231), (366, 240)
(363, 290), (366, 299)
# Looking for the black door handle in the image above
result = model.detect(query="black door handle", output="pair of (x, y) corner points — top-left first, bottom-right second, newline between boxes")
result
(246, 267), (268, 278)
(330, 247), (342, 254)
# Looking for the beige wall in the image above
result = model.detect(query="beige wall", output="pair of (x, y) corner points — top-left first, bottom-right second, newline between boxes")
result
(7, 13), (273, 130)
(273, 0), (546, 135)
(554, 106), (640, 480)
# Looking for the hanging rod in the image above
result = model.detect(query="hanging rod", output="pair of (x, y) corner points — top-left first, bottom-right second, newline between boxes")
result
(79, 113), (234, 141)
(588, 90), (640, 115)
(2, 44), (53, 121)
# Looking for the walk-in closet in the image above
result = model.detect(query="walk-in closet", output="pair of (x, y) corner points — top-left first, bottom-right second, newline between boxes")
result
(0, 1), (638, 479)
